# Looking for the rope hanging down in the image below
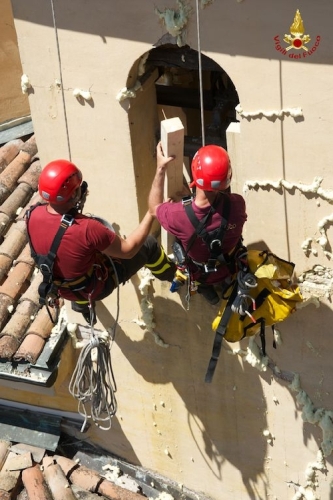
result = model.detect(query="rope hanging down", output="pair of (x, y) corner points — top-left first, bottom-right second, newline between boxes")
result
(69, 256), (120, 431)
(195, 0), (205, 147)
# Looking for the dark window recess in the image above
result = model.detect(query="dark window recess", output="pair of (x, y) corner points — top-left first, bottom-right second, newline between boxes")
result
(145, 45), (240, 158)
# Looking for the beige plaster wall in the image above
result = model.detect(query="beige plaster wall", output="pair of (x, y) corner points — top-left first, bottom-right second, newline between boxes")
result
(10, 1), (333, 499)
(0, 0), (30, 127)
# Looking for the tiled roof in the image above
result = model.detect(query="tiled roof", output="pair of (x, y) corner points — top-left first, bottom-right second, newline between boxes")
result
(0, 437), (147, 499)
(0, 134), (66, 386)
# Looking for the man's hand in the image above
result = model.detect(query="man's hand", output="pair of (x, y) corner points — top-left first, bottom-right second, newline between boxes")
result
(148, 142), (175, 216)
(156, 141), (175, 172)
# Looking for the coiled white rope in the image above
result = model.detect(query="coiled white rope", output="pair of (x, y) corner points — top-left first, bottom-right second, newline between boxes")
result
(69, 257), (120, 431)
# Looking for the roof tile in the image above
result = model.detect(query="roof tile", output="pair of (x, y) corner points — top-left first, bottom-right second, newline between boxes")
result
(0, 452), (20, 493)
(43, 461), (77, 500)
(0, 438), (151, 500)
(6, 452), (32, 471)
(0, 336), (19, 360)
(0, 139), (24, 173)
(0, 213), (10, 240)
(0, 183), (34, 218)
(22, 464), (53, 500)
(0, 151), (34, 198)
(0, 442), (10, 468)
(10, 444), (45, 464)
(0, 255), (12, 282)
(0, 220), (27, 260)
(0, 261), (33, 300)
(0, 134), (63, 383)
(0, 295), (14, 331)
(14, 333), (45, 364)
(18, 159), (41, 191)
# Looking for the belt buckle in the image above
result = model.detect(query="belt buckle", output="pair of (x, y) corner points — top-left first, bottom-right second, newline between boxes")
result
(61, 214), (74, 226)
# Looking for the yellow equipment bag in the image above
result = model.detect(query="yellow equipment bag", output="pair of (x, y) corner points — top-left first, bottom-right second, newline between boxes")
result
(205, 249), (303, 383)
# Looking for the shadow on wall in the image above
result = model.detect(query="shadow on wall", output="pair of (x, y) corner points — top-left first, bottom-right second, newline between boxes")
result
(97, 293), (269, 500)
(10, 0), (331, 65)
(95, 243), (333, 498)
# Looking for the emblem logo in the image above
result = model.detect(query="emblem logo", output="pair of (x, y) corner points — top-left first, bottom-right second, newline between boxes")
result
(274, 9), (320, 59)
(283, 10), (310, 51)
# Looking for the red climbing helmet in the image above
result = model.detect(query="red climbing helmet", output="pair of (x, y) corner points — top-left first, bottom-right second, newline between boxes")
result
(38, 160), (82, 204)
(190, 145), (232, 191)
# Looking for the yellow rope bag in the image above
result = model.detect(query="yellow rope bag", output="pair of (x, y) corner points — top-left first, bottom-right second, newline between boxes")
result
(206, 250), (303, 382)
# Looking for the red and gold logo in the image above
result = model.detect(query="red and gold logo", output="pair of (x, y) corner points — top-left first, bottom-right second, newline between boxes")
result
(283, 10), (311, 51)
(274, 9), (320, 59)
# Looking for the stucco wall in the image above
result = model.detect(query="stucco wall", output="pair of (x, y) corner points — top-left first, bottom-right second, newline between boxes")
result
(0, 0), (30, 127)
(10, 1), (333, 499)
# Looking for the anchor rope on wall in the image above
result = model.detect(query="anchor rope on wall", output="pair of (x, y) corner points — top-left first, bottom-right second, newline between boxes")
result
(195, 0), (205, 147)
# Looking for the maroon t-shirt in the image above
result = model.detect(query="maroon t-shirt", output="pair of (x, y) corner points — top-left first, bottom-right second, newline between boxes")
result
(156, 194), (247, 284)
(27, 204), (116, 300)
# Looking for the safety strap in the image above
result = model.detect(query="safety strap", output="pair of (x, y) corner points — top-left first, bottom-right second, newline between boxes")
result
(205, 280), (238, 383)
(183, 194), (231, 272)
(26, 209), (75, 306)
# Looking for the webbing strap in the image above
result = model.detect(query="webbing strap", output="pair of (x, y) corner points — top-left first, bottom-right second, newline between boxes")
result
(184, 194), (231, 267)
(39, 214), (74, 277)
(205, 281), (238, 383)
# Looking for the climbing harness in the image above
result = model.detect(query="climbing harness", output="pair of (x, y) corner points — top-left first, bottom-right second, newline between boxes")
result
(26, 202), (120, 429)
(170, 193), (240, 309)
(26, 204), (75, 323)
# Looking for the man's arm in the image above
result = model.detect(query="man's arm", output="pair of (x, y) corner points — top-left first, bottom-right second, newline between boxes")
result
(102, 210), (154, 259)
(148, 142), (174, 216)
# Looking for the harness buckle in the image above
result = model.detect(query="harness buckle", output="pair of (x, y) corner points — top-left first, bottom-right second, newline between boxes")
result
(182, 195), (193, 206)
(210, 239), (222, 251)
(61, 213), (74, 226)
(204, 261), (218, 273)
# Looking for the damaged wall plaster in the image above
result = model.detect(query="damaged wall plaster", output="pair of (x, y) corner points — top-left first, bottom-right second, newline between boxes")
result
(228, 334), (331, 498)
(287, 450), (326, 500)
(243, 176), (333, 260)
(299, 266), (333, 300)
(155, 0), (192, 47)
(236, 104), (303, 120)
(132, 268), (169, 347)
(73, 88), (92, 101)
(21, 74), (31, 94)
(116, 81), (142, 102)
(291, 372), (333, 452)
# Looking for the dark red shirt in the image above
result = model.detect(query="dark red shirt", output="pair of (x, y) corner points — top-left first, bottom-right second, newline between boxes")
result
(27, 204), (116, 300)
(156, 194), (247, 284)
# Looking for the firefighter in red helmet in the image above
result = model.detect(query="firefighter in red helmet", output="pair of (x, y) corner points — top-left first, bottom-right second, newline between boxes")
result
(26, 158), (175, 325)
(149, 142), (247, 305)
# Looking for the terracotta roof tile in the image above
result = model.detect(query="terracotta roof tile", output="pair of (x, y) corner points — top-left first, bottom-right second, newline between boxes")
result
(14, 333), (46, 364)
(0, 139), (24, 173)
(0, 452), (20, 494)
(42, 461), (76, 500)
(0, 438), (150, 500)
(0, 255), (12, 282)
(10, 444), (45, 464)
(22, 464), (53, 500)
(0, 261), (33, 300)
(0, 134), (66, 385)
(0, 213), (10, 240)
(0, 442), (10, 468)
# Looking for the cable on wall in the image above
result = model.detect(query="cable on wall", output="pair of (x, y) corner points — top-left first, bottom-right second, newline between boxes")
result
(50, 0), (72, 160)
(195, 0), (206, 147)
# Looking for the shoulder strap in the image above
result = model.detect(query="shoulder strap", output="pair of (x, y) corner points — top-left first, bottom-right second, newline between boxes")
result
(184, 194), (231, 259)
(38, 214), (75, 280)
(26, 211), (75, 306)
